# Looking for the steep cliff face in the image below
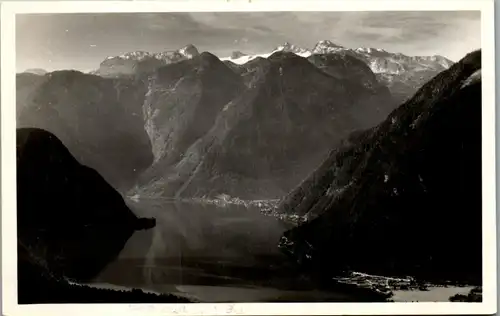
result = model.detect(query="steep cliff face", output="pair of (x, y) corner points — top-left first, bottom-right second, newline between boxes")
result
(132, 51), (395, 199)
(278, 50), (482, 284)
(17, 128), (156, 282)
(140, 52), (245, 165)
(307, 53), (396, 127)
(16, 71), (153, 191)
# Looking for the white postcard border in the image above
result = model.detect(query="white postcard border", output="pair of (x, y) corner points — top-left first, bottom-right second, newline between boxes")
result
(1, 1), (496, 315)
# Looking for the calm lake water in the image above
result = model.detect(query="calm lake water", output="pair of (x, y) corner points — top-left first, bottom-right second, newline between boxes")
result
(90, 199), (340, 302)
(88, 199), (470, 302)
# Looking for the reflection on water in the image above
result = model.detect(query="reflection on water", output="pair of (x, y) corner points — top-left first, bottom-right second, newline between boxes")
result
(91, 199), (323, 301)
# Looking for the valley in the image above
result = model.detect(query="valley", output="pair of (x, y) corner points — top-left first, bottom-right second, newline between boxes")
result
(15, 38), (483, 303)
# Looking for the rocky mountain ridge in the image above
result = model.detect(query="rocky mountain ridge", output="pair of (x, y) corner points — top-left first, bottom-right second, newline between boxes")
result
(223, 40), (453, 73)
(88, 39), (453, 105)
(96, 41), (452, 103)
(96, 44), (200, 78)
(223, 40), (454, 103)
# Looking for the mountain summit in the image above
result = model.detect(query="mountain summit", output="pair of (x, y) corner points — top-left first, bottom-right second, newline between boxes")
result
(312, 40), (344, 54)
(274, 42), (312, 56)
(94, 40), (452, 103)
(96, 44), (200, 77)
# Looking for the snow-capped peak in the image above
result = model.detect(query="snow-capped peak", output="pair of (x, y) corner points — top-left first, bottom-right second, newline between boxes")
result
(355, 47), (388, 54)
(221, 40), (455, 75)
(178, 44), (200, 58)
(103, 44), (199, 62)
(312, 40), (345, 54)
(114, 51), (153, 61)
(316, 40), (343, 47)
(274, 42), (312, 57)
(221, 42), (312, 65)
(221, 52), (272, 65)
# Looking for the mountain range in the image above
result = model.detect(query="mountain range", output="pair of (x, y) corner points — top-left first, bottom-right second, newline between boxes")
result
(15, 37), (483, 302)
(94, 44), (200, 78)
(94, 40), (453, 103)
(223, 41), (454, 103)
(129, 49), (397, 199)
(17, 41), (455, 198)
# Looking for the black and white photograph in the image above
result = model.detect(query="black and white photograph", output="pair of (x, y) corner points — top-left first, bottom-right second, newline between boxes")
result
(1, 0), (497, 315)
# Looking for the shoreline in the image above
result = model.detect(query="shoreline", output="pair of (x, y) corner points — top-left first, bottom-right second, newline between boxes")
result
(126, 194), (307, 225)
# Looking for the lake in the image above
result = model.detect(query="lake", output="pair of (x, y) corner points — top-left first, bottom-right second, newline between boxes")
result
(88, 199), (471, 302)
(87, 199), (367, 302)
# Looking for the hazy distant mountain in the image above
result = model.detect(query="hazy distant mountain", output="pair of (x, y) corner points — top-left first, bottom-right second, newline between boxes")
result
(96, 44), (200, 78)
(278, 49), (482, 284)
(131, 50), (395, 199)
(16, 72), (48, 119)
(16, 70), (153, 191)
(23, 68), (48, 76)
(223, 40), (454, 103)
(231, 50), (248, 59)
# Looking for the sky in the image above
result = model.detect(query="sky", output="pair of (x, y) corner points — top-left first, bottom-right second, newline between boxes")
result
(16, 11), (481, 72)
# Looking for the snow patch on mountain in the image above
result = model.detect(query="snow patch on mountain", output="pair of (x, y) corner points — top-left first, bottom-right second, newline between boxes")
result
(275, 42), (312, 57)
(221, 52), (274, 65)
(221, 42), (312, 65)
(104, 44), (200, 62)
(222, 40), (454, 76)
(355, 47), (388, 54)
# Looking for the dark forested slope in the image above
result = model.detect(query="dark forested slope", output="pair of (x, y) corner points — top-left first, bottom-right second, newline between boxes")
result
(278, 50), (482, 284)
(17, 128), (162, 303)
